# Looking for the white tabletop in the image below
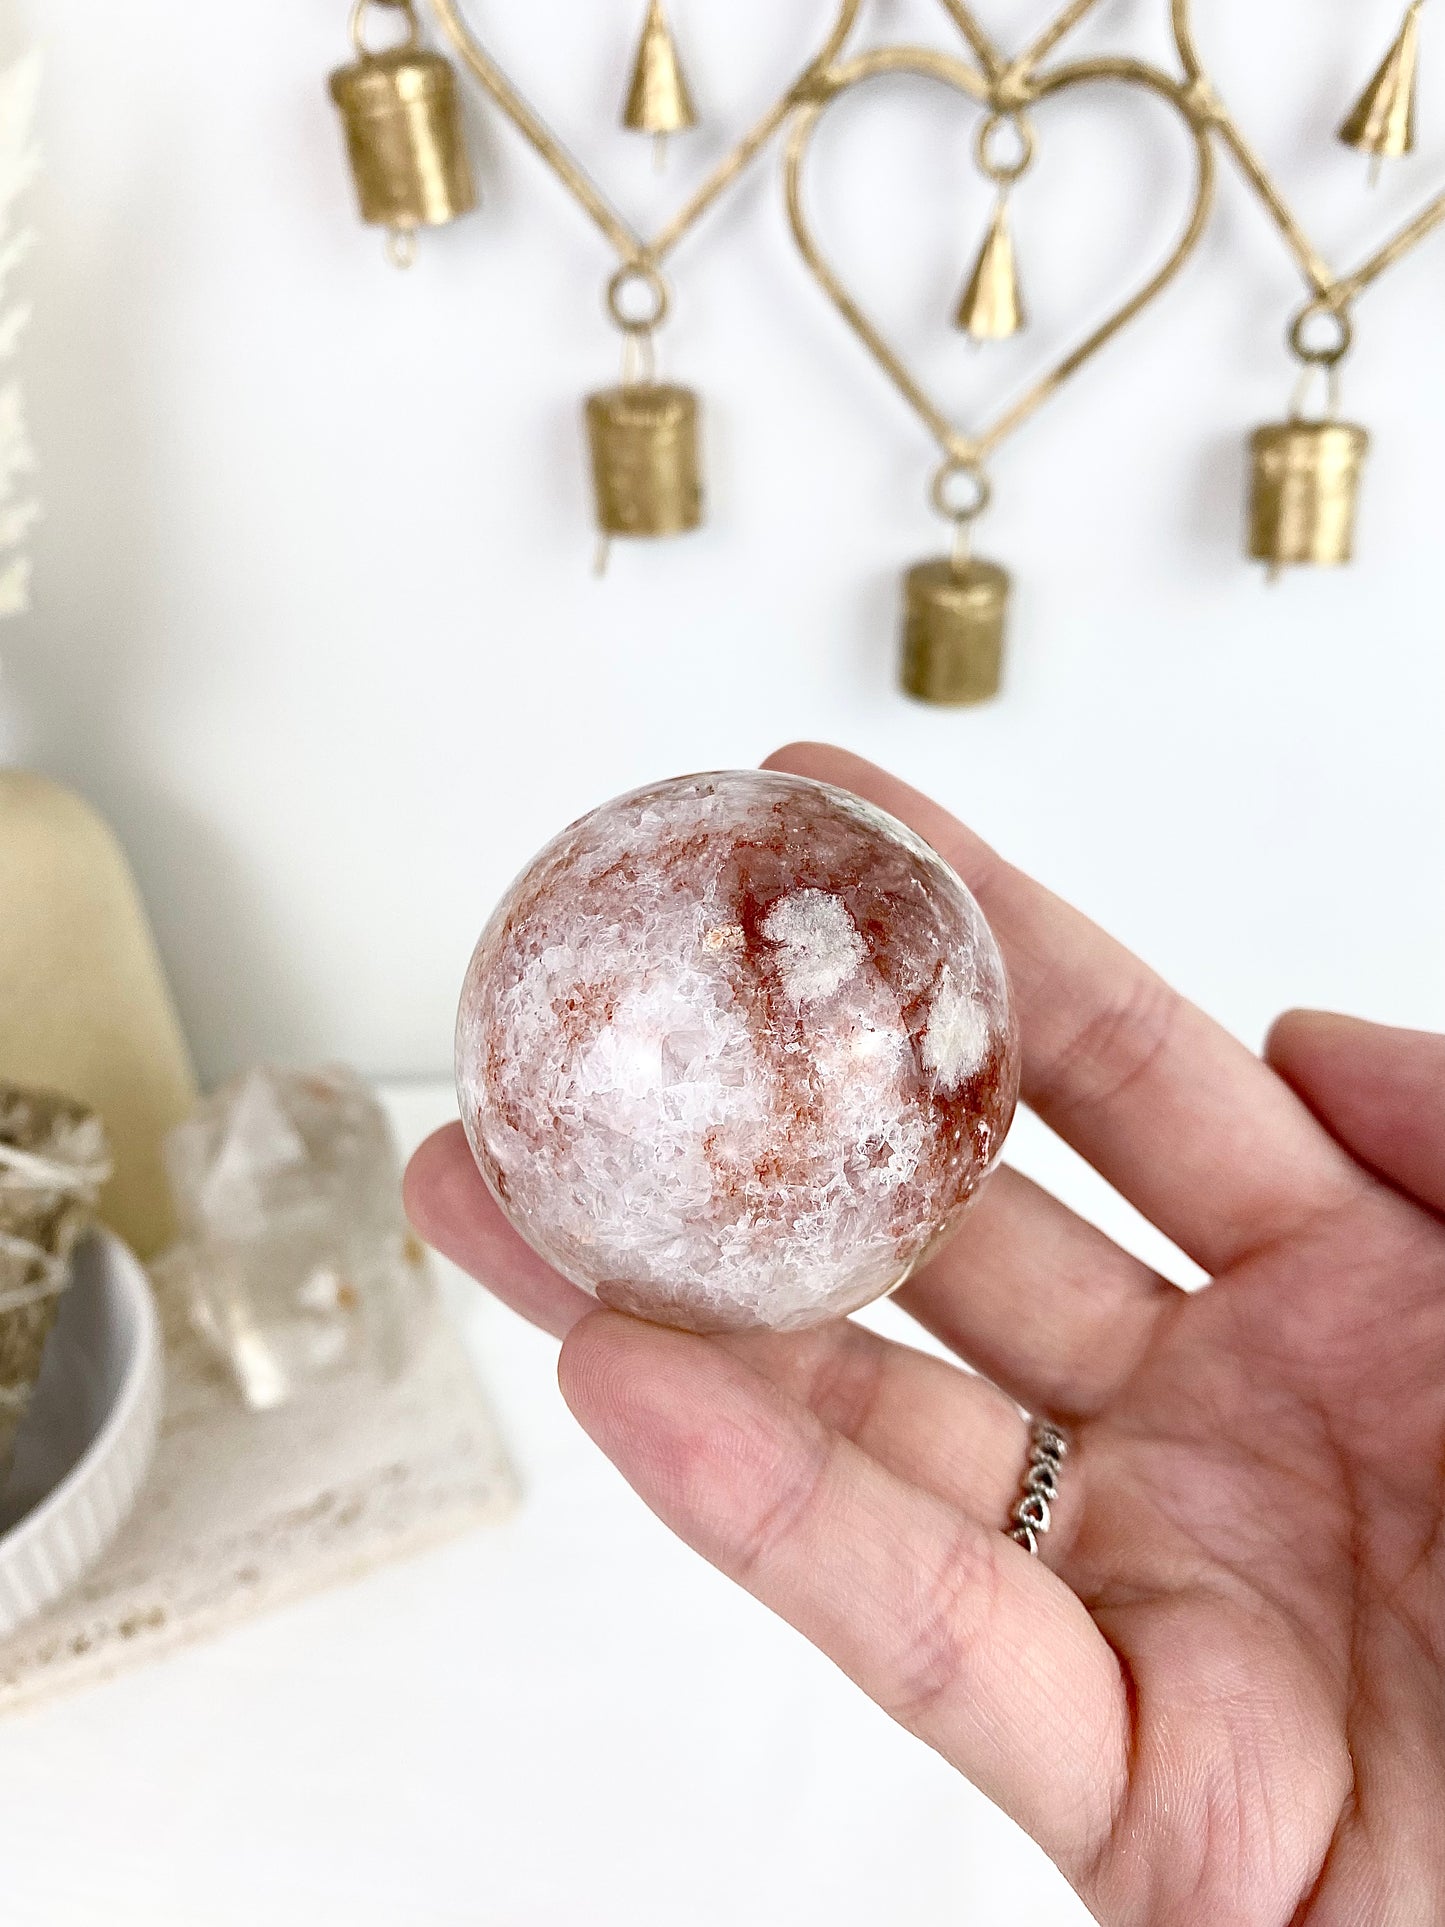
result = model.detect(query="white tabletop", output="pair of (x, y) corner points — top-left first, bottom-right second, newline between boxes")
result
(0, 1083), (1095, 1927)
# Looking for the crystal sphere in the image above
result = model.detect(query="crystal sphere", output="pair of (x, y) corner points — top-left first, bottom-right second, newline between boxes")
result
(455, 771), (1018, 1334)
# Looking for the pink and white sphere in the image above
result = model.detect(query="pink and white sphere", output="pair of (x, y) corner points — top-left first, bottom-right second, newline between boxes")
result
(455, 771), (1018, 1334)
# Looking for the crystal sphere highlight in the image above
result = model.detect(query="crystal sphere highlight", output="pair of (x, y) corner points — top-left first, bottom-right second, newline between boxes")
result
(455, 770), (1018, 1334)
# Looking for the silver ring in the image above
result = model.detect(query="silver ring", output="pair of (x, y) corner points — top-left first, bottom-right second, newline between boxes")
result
(1008, 1419), (1069, 1556)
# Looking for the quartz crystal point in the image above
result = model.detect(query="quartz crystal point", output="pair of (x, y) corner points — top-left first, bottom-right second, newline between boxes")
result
(154, 1066), (430, 1410)
(456, 771), (1019, 1334)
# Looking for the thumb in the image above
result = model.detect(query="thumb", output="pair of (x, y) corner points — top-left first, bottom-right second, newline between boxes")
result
(1266, 1010), (1445, 1216)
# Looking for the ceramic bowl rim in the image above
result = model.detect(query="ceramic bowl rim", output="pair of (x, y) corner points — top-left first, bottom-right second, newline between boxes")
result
(0, 1227), (162, 1559)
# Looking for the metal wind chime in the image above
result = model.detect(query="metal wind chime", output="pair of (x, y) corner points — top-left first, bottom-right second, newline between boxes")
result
(321, 0), (1445, 706)
(783, 1), (1216, 705)
(1167, 0), (1441, 584)
(326, 0), (736, 566)
(1244, 1), (1424, 574)
(590, 1), (703, 560)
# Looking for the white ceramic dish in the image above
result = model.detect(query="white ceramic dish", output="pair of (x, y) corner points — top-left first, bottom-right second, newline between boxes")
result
(0, 1230), (163, 1638)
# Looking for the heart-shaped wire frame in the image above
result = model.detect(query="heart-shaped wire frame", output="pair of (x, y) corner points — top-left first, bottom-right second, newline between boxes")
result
(1171, 0), (1445, 330)
(784, 44), (1216, 476)
(428, 0), (863, 300)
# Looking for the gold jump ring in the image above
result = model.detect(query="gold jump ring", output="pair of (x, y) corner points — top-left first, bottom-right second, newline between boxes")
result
(974, 111), (1036, 186)
(349, 0), (420, 61)
(1287, 300), (1353, 368)
(930, 455), (991, 524)
(606, 263), (671, 336)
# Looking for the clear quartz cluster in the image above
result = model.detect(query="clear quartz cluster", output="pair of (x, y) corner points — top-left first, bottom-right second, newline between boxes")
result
(154, 1066), (429, 1411)
(456, 771), (1019, 1334)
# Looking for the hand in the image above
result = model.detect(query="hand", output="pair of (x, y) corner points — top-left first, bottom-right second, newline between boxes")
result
(405, 743), (1445, 1926)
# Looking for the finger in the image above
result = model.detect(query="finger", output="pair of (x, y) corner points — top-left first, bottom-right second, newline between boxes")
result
(403, 1123), (591, 1338)
(559, 1311), (1127, 1874)
(898, 1164), (1181, 1418)
(764, 743), (1364, 1273)
(408, 1126), (1042, 1524)
(1266, 1010), (1445, 1217)
(722, 1319), (1033, 1530)
(407, 1128), (1035, 1505)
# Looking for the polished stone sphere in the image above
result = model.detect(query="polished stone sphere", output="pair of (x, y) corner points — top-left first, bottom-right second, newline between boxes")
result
(455, 770), (1018, 1334)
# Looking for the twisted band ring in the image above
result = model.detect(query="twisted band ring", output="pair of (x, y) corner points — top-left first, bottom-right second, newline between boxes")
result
(1008, 1419), (1069, 1556)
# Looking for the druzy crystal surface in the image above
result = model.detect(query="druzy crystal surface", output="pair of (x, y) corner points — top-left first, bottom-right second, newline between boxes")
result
(456, 771), (1018, 1334)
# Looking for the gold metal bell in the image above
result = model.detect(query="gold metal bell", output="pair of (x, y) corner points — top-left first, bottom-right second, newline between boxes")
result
(585, 382), (703, 540)
(956, 113), (1033, 340)
(329, 1), (476, 263)
(622, 0), (698, 145)
(955, 198), (1026, 341)
(1339, 3), (1421, 170)
(899, 558), (1010, 705)
(1247, 419), (1370, 569)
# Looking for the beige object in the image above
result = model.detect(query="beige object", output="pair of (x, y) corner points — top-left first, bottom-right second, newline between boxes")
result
(0, 773), (196, 1257)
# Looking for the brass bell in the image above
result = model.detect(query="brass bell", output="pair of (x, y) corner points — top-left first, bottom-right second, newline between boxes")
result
(622, 0), (698, 169)
(329, 1), (476, 264)
(956, 113), (1034, 340)
(901, 460), (1008, 703)
(899, 557), (1010, 705)
(955, 197), (1026, 342)
(585, 381), (703, 542)
(1339, 3), (1421, 174)
(1247, 419), (1369, 570)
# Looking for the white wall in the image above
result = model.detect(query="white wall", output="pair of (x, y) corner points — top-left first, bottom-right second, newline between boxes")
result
(11, 0), (1445, 1085)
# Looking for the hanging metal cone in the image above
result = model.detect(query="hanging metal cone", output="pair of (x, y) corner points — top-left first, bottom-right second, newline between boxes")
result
(954, 198), (1025, 341)
(622, 0), (698, 137)
(1339, 4), (1421, 161)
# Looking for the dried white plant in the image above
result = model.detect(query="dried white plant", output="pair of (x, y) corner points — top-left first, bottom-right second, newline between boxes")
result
(0, 50), (39, 620)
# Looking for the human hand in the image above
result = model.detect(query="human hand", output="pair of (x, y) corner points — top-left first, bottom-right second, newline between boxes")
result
(405, 743), (1445, 1926)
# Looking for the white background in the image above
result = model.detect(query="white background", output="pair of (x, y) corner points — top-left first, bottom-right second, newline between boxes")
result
(3, 0), (1444, 1920)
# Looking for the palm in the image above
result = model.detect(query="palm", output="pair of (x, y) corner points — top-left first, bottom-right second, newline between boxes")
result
(1070, 1198), (1445, 1922)
(407, 745), (1445, 1926)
